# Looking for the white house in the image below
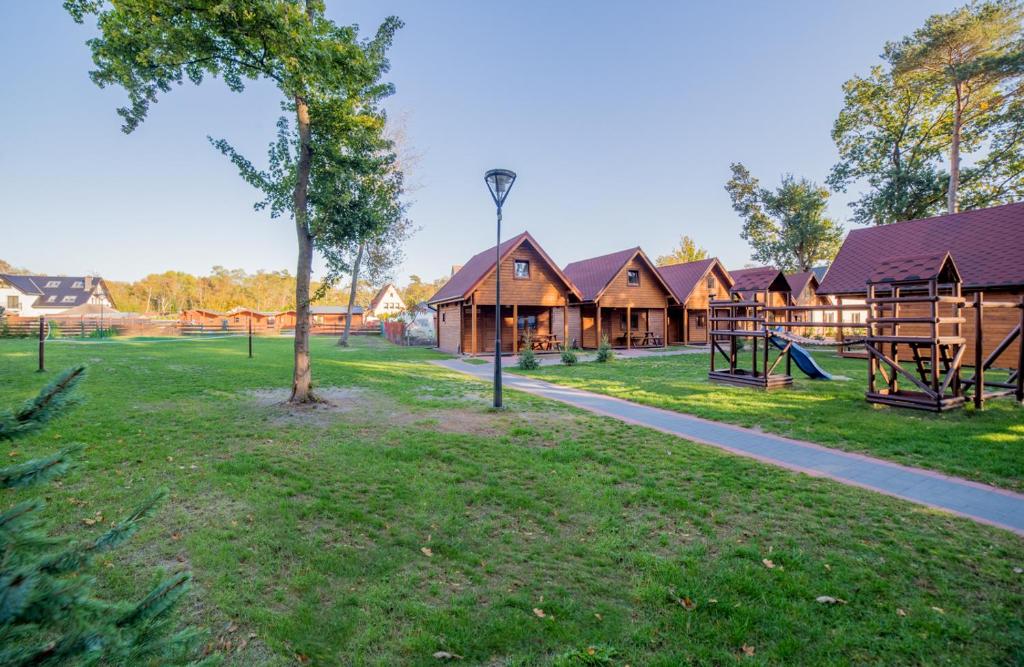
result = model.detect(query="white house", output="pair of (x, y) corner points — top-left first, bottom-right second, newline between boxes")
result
(0, 274), (116, 317)
(366, 283), (406, 321)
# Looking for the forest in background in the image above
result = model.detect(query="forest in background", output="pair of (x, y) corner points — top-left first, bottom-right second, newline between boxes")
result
(0, 259), (449, 315)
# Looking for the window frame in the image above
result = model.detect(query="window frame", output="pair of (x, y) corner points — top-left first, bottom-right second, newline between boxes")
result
(513, 259), (530, 280)
(45, 280), (61, 288)
(626, 269), (640, 287)
(706, 276), (716, 290)
(61, 296), (77, 303)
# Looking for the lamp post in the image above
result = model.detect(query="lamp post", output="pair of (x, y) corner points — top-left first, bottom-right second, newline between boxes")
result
(484, 168), (517, 408)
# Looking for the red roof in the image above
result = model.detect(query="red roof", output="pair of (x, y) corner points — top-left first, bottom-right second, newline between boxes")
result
(428, 232), (580, 304)
(818, 202), (1024, 295)
(868, 252), (961, 285)
(729, 267), (791, 293)
(786, 271), (818, 296)
(562, 247), (674, 302)
(657, 258), (732, 303)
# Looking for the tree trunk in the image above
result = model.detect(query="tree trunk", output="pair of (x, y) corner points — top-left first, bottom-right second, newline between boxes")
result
(339, 242), (365, 347)
(948, 84), (963, 214)
(290, 94), (315, 403)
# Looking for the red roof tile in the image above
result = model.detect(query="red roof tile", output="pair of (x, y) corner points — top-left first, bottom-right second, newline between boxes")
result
(657, 258), (731, 303)
(868, 253), (961, 285)
(818, 202), (1024, 295)
(786, 271), (817, 296)
(428, 232), (579, 304)
(729, 267), (791, 293)
(563, 247), (674, 302)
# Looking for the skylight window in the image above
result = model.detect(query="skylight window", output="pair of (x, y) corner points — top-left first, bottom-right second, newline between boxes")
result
(62, 296), (76, 303)
(47, 296), (57, 303)
(72, 280), (84, 288)
(45, 280), (61, 288)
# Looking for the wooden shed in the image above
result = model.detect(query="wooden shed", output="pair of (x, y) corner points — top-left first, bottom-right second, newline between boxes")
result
(427, 231), (581, 354)
(818, 202), (1024, 369)
(657, 258), (733, 344)
(563, 247), (677, 349)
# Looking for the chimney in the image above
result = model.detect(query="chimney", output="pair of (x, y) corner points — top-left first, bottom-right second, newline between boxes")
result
(450, 264), (462, 276)
(84, 276), (94, 291)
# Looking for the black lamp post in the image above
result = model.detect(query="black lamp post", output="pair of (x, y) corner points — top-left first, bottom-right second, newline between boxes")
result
(484, 168), (516, 408)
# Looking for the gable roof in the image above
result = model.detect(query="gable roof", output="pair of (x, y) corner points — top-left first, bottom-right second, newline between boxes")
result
(786, 271), (819, 296)
(0, 275), (110, 309)
(369, 283), (404, 311)
(562, 247), (675, 303)
(818, 202), (1024, 295)
(869, 252), (961, 286)
(428, 232), (581, 304)
(656, 258), (733, 303)
(729, 267), (791, 294)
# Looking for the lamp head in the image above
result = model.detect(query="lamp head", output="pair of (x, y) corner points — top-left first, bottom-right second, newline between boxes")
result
(484, 168), (516, 207)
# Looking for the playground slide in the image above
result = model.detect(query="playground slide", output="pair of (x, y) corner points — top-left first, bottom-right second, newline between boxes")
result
(768, 329), (832, 380)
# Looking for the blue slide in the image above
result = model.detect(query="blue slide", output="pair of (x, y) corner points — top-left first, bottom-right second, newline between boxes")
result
(768, 328), (832, 380)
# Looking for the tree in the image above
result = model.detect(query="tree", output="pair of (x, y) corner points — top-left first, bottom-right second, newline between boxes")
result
(0, 367), (209, 665)
(655, 235), (709, 266)
(725, 163), (844, 272)
(887, 0), (1024, 213)
(65, 0), (402, 403)
(828, 66), (951, 225)
(0, 259), (31, 275)
(401, 275), (449, 307)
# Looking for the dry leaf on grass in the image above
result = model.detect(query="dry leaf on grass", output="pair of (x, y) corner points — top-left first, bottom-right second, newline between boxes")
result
(532, 608), (546, 618)
(432, 651), (463, 660)
(815, 596), (847, 605)
(740, 644), (755, 657)
(897, 608), (907, 617)
(762, 559), (775, 569)
(421, 547), (433, 557)
(931, 606), (945, 614)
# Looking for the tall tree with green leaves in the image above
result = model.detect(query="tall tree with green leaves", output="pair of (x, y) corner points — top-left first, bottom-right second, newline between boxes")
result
(887, 0), (1024, 213)
(828, 66), (952, 225)
(64, 0), (401, 403)
(655, 235), (709, 266)
(1, 367), (209, 665)
(725, 163), (844, 272)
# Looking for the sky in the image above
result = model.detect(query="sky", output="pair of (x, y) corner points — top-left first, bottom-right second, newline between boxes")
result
(0, 1), (965, 284)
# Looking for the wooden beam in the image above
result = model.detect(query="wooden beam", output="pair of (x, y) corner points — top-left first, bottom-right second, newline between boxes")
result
(596, 303), (602, 347)
(471, 295), (477, 355)
(626, 306), (631, 350)
(512, 303), (518, 354)
(663, 306), (668, 348)
(1018, 297), (1024, 402)
(563, 299), (569, 350)
(682, 308), (688, 345)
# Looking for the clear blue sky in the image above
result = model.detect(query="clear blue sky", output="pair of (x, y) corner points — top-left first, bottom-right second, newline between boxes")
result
(0, 1), (961, 283)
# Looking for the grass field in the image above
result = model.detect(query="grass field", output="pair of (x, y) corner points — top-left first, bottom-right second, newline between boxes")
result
(521, 349), (1024, 491)
(1, 336), (1022, 665)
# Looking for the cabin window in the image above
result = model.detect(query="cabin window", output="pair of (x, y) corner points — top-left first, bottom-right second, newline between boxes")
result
(626, 269), (640, 286)
(441, 312), (446, 323)
(706, 276), (716, 290)
(695, 313), (707, 328)
(6, 296), (19, 309)
(619, 312), (642, 330)
(72, 280), (84, 288)
(45, 280), (61, 288)
(513, 260), (530, 279)
(61, 296), (76, 303)
(517, 315), (537, 333)
(851, 312), (862, 324)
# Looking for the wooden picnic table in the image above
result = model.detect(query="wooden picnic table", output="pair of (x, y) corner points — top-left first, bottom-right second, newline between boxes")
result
(519, 332), (560, 351)
(630, 331), (663, 347)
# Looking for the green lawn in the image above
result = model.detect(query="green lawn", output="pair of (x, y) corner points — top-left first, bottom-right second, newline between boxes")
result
(520, 349), (1024, 491)
(1, 336), (1022, 665)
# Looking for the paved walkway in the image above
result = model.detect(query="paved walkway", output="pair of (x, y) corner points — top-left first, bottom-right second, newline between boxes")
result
(433, 359), (1024, 536)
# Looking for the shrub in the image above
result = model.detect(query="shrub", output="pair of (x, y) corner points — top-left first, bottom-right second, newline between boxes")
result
(596, 334), (614, 363)
(553, 644), (618, 666)
(560, 349), (578, 366)
(517, 334), (540, 370)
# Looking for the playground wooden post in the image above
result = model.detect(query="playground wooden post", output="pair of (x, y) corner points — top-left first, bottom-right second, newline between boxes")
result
(973, 293), (984, 410)
(37, 316), (45, 372)
(248, 317), (253, 359)
(1017, 296), (1024, 403)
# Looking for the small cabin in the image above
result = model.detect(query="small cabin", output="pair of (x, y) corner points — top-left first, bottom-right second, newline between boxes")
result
(428, 231), (581, 354)
(818, 202), (1024, 369)
(563, 247), (676, 349)
(728, 267), (792, 307)
(657, 258), (733, 344)
(180, 308), (226, 328)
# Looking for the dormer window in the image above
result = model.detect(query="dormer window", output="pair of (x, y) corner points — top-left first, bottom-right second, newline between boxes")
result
(707, 276), (716, 289)
(626, 269), (640, 286)
(72, 280), (84, 288)
(513, 260), (530, 279)
(45, 280), (61, 288)
(47, 295), (57, 303)
(62, 296), (76, 303)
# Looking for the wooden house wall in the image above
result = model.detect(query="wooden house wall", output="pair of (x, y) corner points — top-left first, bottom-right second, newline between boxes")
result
(682, 264), (732, 309)
(437, 302), (462, 353)
(566, 307), (583, 348)
(472, 241), (569, 307)
(598, 257), (671, 309)
(687, 309), (709, 342)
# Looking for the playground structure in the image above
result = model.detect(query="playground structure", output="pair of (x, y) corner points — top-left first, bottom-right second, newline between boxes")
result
(708, 252), (1023, 412)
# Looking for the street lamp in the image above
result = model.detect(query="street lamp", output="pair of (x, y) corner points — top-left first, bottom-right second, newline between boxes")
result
(484, 168), (516, 408)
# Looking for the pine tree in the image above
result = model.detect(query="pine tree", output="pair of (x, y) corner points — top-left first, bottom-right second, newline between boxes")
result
(0, 366), (214, 666)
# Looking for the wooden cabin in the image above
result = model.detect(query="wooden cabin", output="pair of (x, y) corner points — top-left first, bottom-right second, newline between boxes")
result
(563, 247), (676, 349)
(785, 271), (833, 333)
(180, 308), (226, 328)
(728, 267), (792, 306)
(311, 305), (363, 328)
(657, 258), (733, 344)
(818, 202), (1024, 369)
(427, 231), (581, 354)
(225, 307), (274, 330)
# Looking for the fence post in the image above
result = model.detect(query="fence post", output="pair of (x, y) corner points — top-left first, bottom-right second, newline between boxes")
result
(248, 317), (253, 359)
(974, 293), (983, 410)
(37, 316), (45, 372)
(1017, 296), (1023, 403)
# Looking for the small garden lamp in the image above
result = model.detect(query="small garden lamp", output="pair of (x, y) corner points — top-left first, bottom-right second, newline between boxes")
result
(484, 168), (516, 408)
